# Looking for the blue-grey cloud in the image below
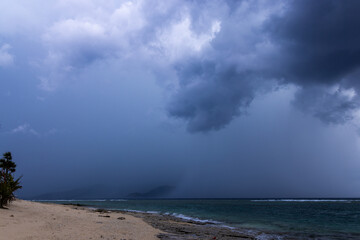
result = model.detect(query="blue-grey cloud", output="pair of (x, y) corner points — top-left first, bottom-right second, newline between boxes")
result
(168, 61), (255, 132)
(167, 0), (360, 131)
(1, 0), (360, 198)
(293, 86), (358, 124)
(269, 0), (360, 84)
(268, 0), (360, 125)
(2, 0), (360, 131)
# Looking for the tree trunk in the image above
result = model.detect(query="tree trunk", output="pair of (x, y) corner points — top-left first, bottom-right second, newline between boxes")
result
(0, 197), (4, 208)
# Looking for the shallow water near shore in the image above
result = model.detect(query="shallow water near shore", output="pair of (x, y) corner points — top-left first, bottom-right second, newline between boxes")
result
(42, 198), (360, 239)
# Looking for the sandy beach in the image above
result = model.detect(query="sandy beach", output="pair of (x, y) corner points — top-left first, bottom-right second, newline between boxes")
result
(0, 200), (161, 240)
(0, 200), (257, 240)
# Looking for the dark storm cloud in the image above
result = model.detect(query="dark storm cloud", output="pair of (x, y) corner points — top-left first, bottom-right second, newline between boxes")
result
(269, 0), (360, 84)
(293, 86), (358, 124)
(270, 0), (360, 124)
(168, 0), (360, 131)
(168, 61), (255, 132)
(2, 0), (360, 199)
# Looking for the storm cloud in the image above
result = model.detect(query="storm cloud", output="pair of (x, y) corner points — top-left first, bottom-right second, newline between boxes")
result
(167, 0), (360, 131)
(1, 0), (360, 198)
(168, 62), (256, 132)
(4, 0), (359, 131)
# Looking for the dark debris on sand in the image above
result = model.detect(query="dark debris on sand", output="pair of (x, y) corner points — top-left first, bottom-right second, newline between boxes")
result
(120, 211), (255, 240)
(63, 204), (259, 239)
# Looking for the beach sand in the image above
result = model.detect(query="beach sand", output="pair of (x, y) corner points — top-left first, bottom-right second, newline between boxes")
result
(0, 200), (161, 240)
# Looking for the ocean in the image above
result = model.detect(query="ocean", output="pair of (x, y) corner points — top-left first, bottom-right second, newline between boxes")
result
(42, 199), (360, 239)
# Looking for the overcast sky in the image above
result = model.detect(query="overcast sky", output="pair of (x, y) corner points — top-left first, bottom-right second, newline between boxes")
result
(1, 0), (360, 198)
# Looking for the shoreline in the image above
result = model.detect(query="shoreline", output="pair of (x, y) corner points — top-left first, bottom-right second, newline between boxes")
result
(55, 202), (360, 240)
(60, 203), (270, 240)
(3, 200), (357, 239)
(118, 210), (256, 240)
(0, 199), (261, 239)
(0, 199), (161, 240)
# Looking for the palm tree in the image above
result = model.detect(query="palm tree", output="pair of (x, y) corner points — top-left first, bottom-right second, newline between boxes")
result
(0, 152), (22, 208)
(7, 173), (22, 203)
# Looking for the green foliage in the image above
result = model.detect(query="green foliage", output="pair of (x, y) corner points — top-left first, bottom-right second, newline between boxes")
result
(0, 152), (22, 208)
(0, 152), (16, 174)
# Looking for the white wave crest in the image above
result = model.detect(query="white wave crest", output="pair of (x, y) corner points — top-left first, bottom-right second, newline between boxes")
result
(251, 199), (360, 202)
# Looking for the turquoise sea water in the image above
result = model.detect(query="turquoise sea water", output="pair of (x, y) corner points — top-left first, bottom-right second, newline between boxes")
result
(43, 199), (360, 239)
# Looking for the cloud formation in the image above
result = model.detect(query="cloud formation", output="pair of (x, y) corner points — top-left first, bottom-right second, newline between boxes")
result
(168, 61), (257, 132)
(0, 44), (14, 67)
(268, 0), (360, 125)
(2, 0), (360, 198)
(10, 124), (57, 137)
(168, 0), (360, 131)
(38, 1), (147, 90)
(11, 124), (39, 136)
(2, 0), (360, 131)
